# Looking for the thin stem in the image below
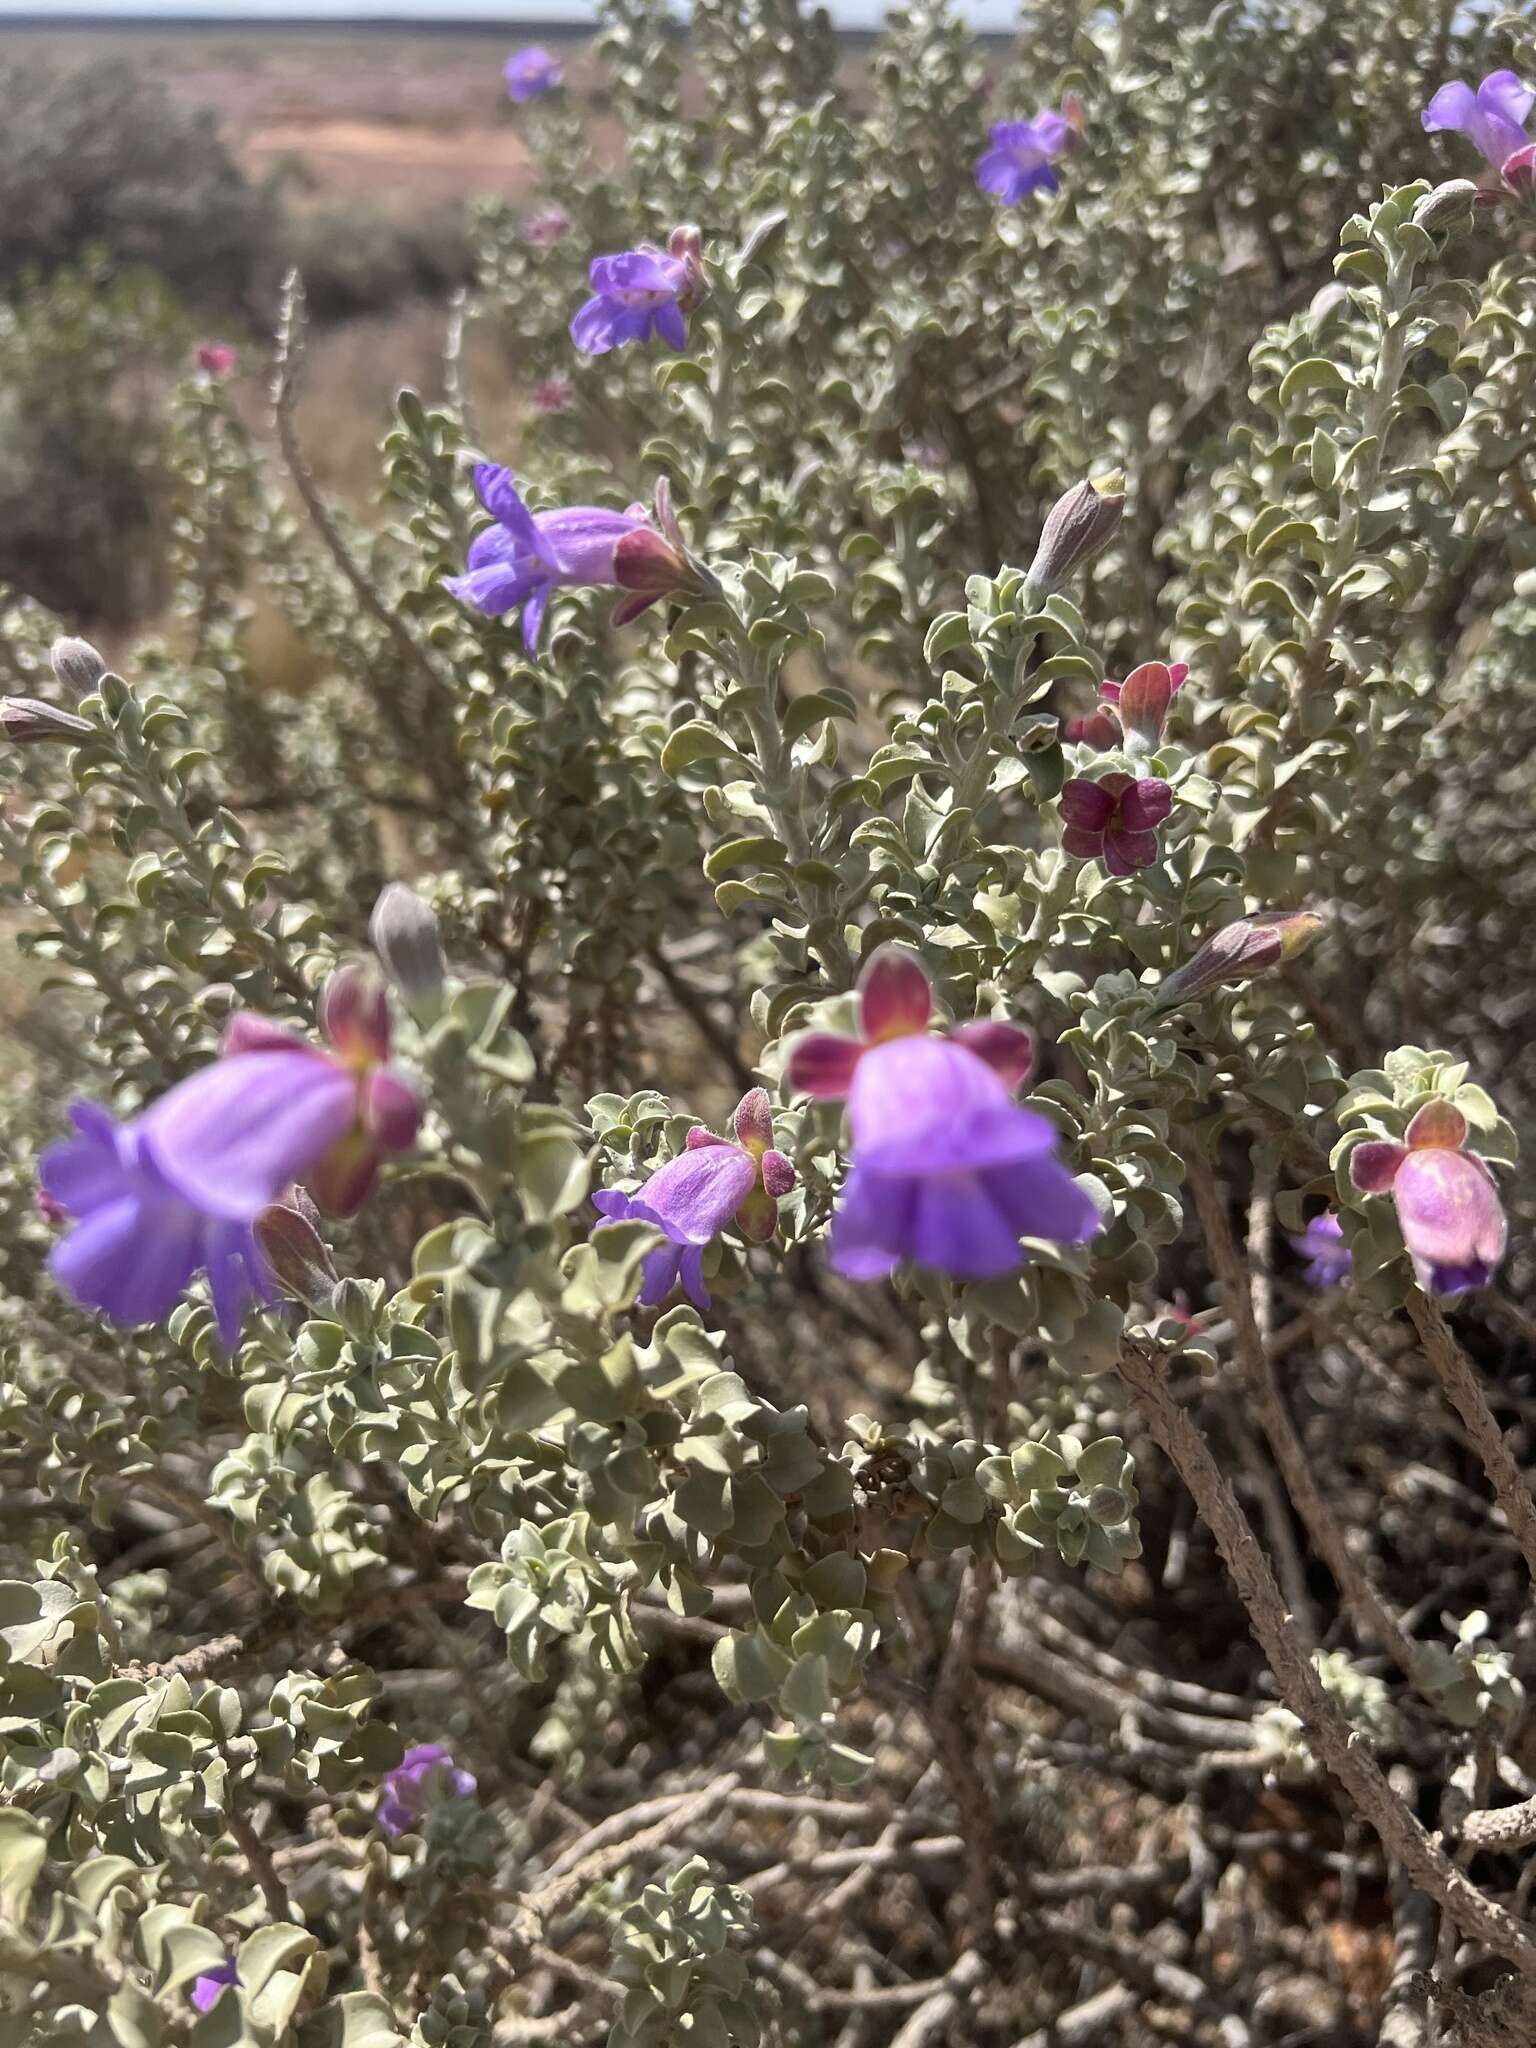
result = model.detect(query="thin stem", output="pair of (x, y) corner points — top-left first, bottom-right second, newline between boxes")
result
(1407, 1291), (1536, 1585)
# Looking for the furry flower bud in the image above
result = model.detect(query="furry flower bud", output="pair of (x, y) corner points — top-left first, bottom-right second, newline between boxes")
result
(1026, 472), (1125, 597)
(1151, 909), (1323, 1011)
(369, 882), (446, 1023)
(49, 637), (106, 698)
(254, 1190), (339, 1310)
(1411, 178), (1480, 231)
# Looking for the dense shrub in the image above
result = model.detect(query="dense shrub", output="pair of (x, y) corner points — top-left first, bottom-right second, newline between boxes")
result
(4, 1), (1536, 2043)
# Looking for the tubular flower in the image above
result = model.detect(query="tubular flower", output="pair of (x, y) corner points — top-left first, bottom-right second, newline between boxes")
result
(40, 966), (420, 1345)
(1067, 661), (1189, 751)
(1290, 1213), (1352, 1289)
(570, 229), (707, 355)
(785, 947), (1099, 1283)
(378, 1744), (478, 1839)
(191, 1958), (239, 2012)
(1349, 1101), (1508, 1298)
(975, 110), (1072, 204)
(504, 45), (563, 102)
(1059, 772), (1173, 875)
(1422, 70), (1532, 173)
(445, 464), (706, 652)
(593, 1088), (796, 1310)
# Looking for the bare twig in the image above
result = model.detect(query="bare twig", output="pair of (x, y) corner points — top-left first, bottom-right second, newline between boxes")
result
(1406, 1293), (1536, 1584)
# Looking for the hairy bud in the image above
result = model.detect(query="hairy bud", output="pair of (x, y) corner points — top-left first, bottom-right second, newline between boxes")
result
(2, 697), (94, 746)
(1411, 178), (1479, 231)
(369, 882), (447, 1023)
(48, 637), (107, 698)
(254, 1190), (339, 1310)
(1026, 472), (1125, 597)
(1150, 909), (1323, 1012)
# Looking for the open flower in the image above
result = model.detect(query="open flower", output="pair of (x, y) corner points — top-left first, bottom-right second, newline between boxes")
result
(505, 45), (563, 102)
(533, 374), (574, 415)
(1349, 1101), (1507, 1298)
(593, 1089), (796, 1310)
(1422, 70), (1532, 173)
(41, 966), (420, 1345)
(1290, 1213), (1351, 1289)
(570, 231), (706, 355)
(1059, 772), (1173, 874)
(378, 1744), (478, 1839)
(786, 948), (1099, 1283)
(445, 464), (705, 652)
(193, 342), (237, 378)
(1067, 662), (1189, 752)
(191, 1957), (239, 2012)
(975, 111), (1072, 204)
(523, 206), (571, 249)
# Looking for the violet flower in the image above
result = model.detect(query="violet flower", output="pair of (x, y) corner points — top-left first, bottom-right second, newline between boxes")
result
(975, 110), (1072, 204)
(1290, 1213), (1351, 1289)
(1349, 1100), (1508, 1298)
(505, 45), (563, 103)
(1059, 772), (1173, 875)
(379, 1743), (478, 1838)
(570, 229), (705, 355)
(593, 1089), (795, 1310)
(1422, 70), (1532, 174)
(41, 966), (421, 1345)
(523, 206), (571, 249)
(445, 464), (706, 652)
(786, 948), (1099, 1283)
(191, 1957), (239, 2013)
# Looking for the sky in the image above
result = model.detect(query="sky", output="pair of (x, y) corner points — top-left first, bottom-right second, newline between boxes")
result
(0, 0), (1015, 22)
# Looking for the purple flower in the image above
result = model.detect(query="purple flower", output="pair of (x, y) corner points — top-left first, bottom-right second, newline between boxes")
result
(194, 342), (237, 378)
(505, 45), (563, 103)
(1290, 1213), (1351, 1289)
(191, 1957), (239, 2013)
(1059, 772), (1173, 875)
(1423, 70), (1532, 173)
(41, 967), (421, 1345)
(445, 464), (703, 653)
(593, 1089), (796, 1309)
(378, 1743), (478, 1838)
(1349, 1100), (1508, 1298)
(523, 206), (571, 249)
(975, 110), (1071, 205)
(533, 374), (574, 415)
(570, 229), (706, 355)
(786, 948), (1099, 1283)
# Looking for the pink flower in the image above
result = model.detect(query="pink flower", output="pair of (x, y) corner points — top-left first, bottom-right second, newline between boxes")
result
(1349, 1100), (1507, 1298)
(1059, 772), (1173, 874)
(1065, 662), (1188, 752)
(194, 343), (237, 378)
(533, 375), (573, 414)
(523, 207), (571, 249)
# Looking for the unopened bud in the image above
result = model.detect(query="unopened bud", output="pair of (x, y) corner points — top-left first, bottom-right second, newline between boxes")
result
(668, 223), (708, 312)
(254, 1191), (339, 1310)
(1151, 908), (1323, 1012)
(2, 696), (93, 746)
(49, 637), (106, 698)
(369, 882), (446, 1024)
(1412, 178), (1479, 232)
(1025, 473), (1125, 598)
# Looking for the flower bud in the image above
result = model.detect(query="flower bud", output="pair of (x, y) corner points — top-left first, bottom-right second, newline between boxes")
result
(49, 637), (106, 698)
(1412, 178), (1480, 231)
(254, 1190), (339, 1310)
(1025, 472), (1125, 598)
(1, 696), (94, 746)
(1150, 909), (1323, 1012)
(369, 882), (446, 1023)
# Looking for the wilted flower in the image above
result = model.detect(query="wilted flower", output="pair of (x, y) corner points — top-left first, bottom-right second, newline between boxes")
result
(523, 205), (571, 248)
(570, 229), (706, 354)
(191, 1957), (239, 2012)
(41, 966), (420, 1344)
(504, 45), (563, 102)
(1349, 1101), (1507, 1298)
(1150, 907), (1323, 1011)
(593, 1089), (796, 1309)
(194, 342), (237, 378)
(1422, 70), (1532, 173)
(1059, 772), (1173, 875)
(533, 374), (574, 414)
(1291, 1213), (1352, 1288)
(378, 1744), (478, 1838)
(785, 947), (1098, 1282)
(1, 697), (93, 746)
(445, 464), (707, 652)
(1026, 473), (1125, 594)
(976, 110), (1073, 204)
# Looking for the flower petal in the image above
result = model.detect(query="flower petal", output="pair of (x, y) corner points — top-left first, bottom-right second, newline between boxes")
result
(1349, 1140), (1408, 1192)
(1059, 778), (1116, 831)
(947, 1019), (1034, 1090)
(1118, 778), (1173, 832)
(1422, 80), (1477, 135)
(1395, 1150), (1507, 1285)
(848, 1037), (1056, 1174)
(828, 1163), (911, 1280)
(635, 1144), (758, 1244)
(858, 944), (933, 1042)
(785, 1032), (864, 1098)
(141, 1051), (359, 1221)
(1405, 1099), (1468, 1152)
